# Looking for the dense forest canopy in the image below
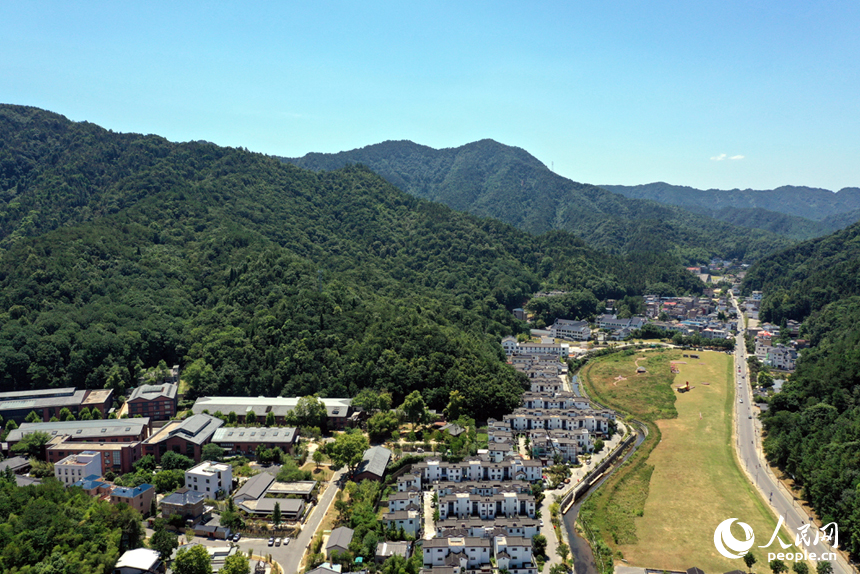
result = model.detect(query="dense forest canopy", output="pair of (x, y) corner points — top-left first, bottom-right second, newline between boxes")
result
(603, 182), (860, 224)
(0, 105), (702, 419)
(285, 139), (795, 263)
(741, 221), (860, 324)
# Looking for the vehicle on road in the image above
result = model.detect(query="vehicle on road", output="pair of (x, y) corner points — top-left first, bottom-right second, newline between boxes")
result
(749, 415), (752, 419)
(739, 399), (743, 403)
(233, 533), (241, 542)
(540, 519), (544, 527)
(276, 538), (282, 546)
(268, 537), (275, 546)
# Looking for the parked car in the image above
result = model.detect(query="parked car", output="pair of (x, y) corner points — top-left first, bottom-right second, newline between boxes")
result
(275, 538), (282, 547)
(268, 537), (275, 546)
(233, 533), (241, 542)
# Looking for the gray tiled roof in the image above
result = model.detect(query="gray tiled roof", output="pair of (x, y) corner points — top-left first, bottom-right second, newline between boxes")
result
(326, 526), (354, 550)
(355, 446), (391, 478)
(212, 426), (296, 445)
(6, 418), (150, 442)
(128, 383), (178, 402)
(161, 488), (206, 507)
(232, 472), (276, 502)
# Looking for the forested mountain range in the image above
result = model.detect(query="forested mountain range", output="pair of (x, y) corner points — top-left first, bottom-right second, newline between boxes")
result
(744, 224), (860, 556)
(284, 140), (793, 263)
(741, 220), (860, 324)
(603, 182), (860, 240)
(0, 105), (702, 418)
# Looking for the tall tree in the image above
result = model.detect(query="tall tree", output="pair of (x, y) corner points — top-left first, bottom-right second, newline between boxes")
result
(328, 430), (369, 474)
(272, 502), (282, 528)
(173, 544), (212, 574)
(402, 391), (428, 432)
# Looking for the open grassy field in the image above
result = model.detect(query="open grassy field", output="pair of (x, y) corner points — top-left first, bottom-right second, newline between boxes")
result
(581, 348), (785, 572)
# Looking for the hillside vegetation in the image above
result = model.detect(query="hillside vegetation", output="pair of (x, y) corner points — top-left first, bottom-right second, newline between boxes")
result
(742, 221), (860, 323)
(285, 140), (793, 263)
(740, 223), (860, 558)
(0, 105), (701, 419)
(602, 182), (860, 222)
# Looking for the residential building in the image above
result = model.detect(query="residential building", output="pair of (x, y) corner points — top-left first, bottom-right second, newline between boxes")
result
(422, 537), (491, 570)
(354, 445), (391, 482)
(437, 491), (536, 520)
(114, 548), (163, 574)
(383, 509), (421, 537)
(435, 516), (539, 539)
(236, 496), (305, 520)
(388, 490), (422, 512)
(127, 383), (178, 420)
(142, 413), (223, 463)
(413, 456), (542, 483)
(111, 483), (156, 516)
(70, 474), (112, 498)
(326, 527), (355, 557)
(185, 461), (232, 498)
(549, 319), (591, 341)
(376, 541), (411, 563)
(55, 450), (102, 486)
(232, 472), (276, 505)
(211, 426), (298, 455)
(160, 487), (208, 521)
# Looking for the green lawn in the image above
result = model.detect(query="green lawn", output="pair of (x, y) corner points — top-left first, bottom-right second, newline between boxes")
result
(581, 349), (787, 572)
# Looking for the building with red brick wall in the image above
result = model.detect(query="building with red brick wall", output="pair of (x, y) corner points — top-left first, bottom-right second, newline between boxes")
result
(47, 438), (143, 475)
(143, 413), (223, 463)
(127, 383), (178, 420)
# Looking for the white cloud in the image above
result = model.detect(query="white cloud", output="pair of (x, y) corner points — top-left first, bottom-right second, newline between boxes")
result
(710, 153), (727, 161)
(729, 155), (745, 160)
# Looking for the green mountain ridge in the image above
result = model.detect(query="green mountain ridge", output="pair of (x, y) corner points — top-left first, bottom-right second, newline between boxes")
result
(602, 181), (860, 222)
(284, 140), (794, 263)
(0, 105), (703, 419)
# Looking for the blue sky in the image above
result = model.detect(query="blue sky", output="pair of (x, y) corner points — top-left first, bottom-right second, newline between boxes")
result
(2, 1), (858, 190)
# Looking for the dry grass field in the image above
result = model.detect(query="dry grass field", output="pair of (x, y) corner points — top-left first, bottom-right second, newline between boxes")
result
(582, 348), (786, 572)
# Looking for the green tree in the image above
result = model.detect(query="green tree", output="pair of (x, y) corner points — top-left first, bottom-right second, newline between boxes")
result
(367, 411), (401, 442)
(265, 411), (276, 427)
(59, 407), (75, 421)
(153, 469), (185, 493)
(161, 451), (194, 470)
(221, 553), (250, 574)
(532, 534), (548, 559)
(25, 410), (40, 423)
(769, 559), (788, 574)
(4, 419), (17, 432)
(202, 443), (224, 461)
(793, 562), (809, 574)
(593, 439), (605, 453)
(133, 455), (157, 472)
(402, 391), (428, 432)
(245, 410), (257, 425)
(556, 542), (570, 563)
(173, 544), (212, 574)
(313, 449), (326, 468)
(91, 408), (102, 419)
(444, 390), (466, 421)
(227, 411), (238, 424)
(328, 430), (369, 474)
(816, 563), (833, 574)
(291, 395), (328, 430)
(150, 523), (179, 560)
(11, 431), (51, 458)
(79, 407), (92, 420)
(273, 501), (282, 528)
(183, 358), (216, 397)
(352, 389), (393, 413)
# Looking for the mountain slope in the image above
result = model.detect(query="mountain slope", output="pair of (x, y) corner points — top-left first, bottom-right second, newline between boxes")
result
(284, 140), (794, 262)
(602, 182), (860, 223)
(698, 206), (837, 241)
(741, 220), (860, 323)
(0, 105), (703, 419)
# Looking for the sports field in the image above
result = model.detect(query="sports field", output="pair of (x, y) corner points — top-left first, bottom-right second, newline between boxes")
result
(581, 348), (784, 572)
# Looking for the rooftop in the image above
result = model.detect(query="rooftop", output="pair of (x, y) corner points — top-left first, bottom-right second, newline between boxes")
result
(128, 383), (178, 402)
(355, 445), (391, 478)
(112, 483), (154, 498)
(146, 413), (223, 446)
(212, 426), (297, 444)
(7, 418), (150, 442)
(115, 548), (161, 571)
(161, 487), (206, 507)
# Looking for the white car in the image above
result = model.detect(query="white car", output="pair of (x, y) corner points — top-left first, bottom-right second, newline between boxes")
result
(739, 399), (743, 403)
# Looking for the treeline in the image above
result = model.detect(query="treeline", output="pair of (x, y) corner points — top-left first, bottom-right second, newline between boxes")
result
(761, 297), (860, 557)
(285, 139), (795, 262)
(0, 473), (144, 572)
(0, 105), (701, 420)
(742, 221), (860, 323)
(625, 324), (736, 350)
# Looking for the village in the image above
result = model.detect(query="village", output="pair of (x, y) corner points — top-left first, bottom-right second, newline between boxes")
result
(0, 273), (803, 574)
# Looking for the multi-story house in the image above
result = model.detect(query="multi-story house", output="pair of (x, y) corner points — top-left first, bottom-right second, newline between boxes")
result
(185, 461), (232, 499)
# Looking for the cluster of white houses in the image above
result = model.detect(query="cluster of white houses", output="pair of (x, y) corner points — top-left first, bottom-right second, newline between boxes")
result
(395, 452), (543, 574)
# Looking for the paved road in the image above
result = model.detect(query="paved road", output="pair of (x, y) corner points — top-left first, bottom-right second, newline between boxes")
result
(730, 294), (850, 572)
